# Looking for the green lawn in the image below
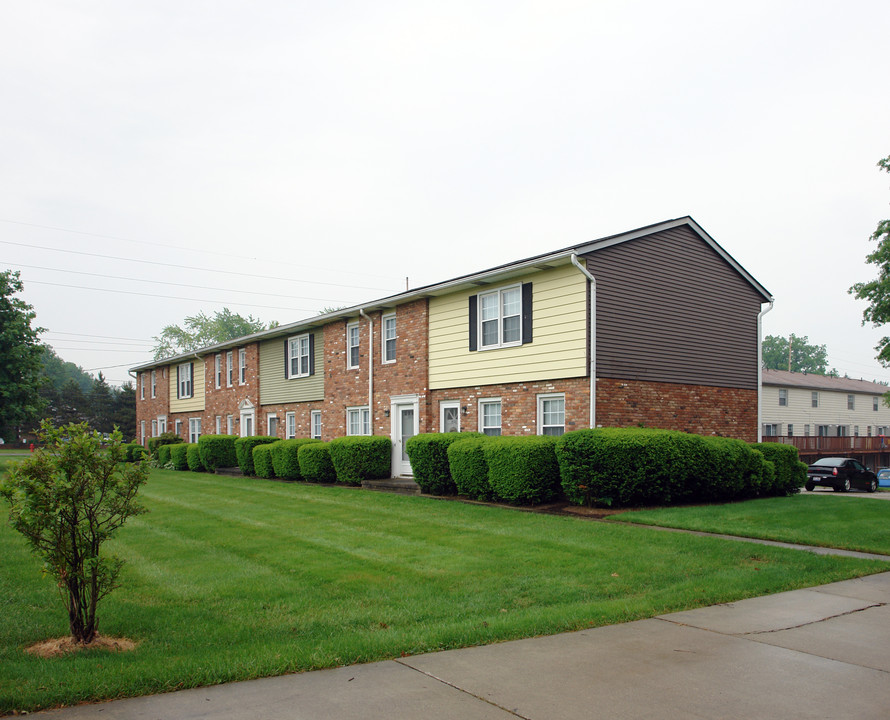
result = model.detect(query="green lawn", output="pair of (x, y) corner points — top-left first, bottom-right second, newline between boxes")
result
(611, 494), (890, 554)
(1, 470), (886, 714)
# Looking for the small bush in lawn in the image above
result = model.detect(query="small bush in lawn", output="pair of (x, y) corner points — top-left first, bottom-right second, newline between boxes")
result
(751, 442), (807, 495)
(447, 436), (495, 500)
(252, 444), (276, 479)
(169, 443), (190, 471)
(405, 432), (483, 495)
(485, 435), (561, 504)
(298, 442), (336, 483)
(271, 438), (320, 481)
(328, 436), (391, 485)
(198, 434), (237, 472)
(122, 443), (144, 462)
(234, 436), (278, 476)
(186, 443), (206, 472)
(156, 444), (174, 467)
(148, 432), (183, 456)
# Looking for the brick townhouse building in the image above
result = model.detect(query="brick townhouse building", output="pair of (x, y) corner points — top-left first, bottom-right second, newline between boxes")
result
(133, 217), (773, 477)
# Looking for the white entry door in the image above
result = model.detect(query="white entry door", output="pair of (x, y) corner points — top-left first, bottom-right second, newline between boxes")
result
(240, 410), (254, 437)
(391, 397), (419, 476)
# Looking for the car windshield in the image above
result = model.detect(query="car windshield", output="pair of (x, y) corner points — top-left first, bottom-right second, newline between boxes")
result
(878, 469), (890, 479)
(810, 458), (846, 468)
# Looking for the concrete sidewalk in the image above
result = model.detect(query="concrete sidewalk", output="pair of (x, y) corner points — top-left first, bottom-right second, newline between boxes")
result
(37, 572), (890, 720)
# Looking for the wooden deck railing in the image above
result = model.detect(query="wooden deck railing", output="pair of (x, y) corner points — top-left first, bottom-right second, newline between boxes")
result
(761, 436), (890, 454)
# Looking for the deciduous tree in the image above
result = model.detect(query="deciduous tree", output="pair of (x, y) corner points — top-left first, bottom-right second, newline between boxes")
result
(152, 308), (278, 360)
(761, 334), (836, 375)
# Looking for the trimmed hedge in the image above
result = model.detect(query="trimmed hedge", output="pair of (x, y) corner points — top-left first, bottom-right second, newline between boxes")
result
(186, 443), (206, 472)
(234, 436), (279, 476)
(252, 444), (276, 479)
(328, 436), (391, 485)
(447, 436), (495, 500)
(156, 444), (174, 466)
(298, 442), (336, 483)
(271, 438), (320, 481)
(198, 434), (237, 472)
(123, 443), (148, 462)
(485, 435), (560, 504)
(405, 432), (483, 495)
(751, 442), (806, 495)
(148, 432), (183, 455)
(555, 428), (776, 507)
(169, 443), (190, 471)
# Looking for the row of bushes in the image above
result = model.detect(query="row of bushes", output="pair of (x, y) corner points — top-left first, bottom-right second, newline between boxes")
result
(406, 429), (807, 506)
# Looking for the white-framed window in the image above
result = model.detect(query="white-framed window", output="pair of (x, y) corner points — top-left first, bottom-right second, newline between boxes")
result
(239, 348), (247, 385)
(854, 425), (860, 437)
(288, 334), (312, 378)
(763, 423), (778, 437)
(817, 425), (831, 437)
(189, 417), (201, 444)
(382, 314), (396, 364)
(215, 354), (222, 389)
(174, 419), (182, 437)
(157, 415), (167, 434)
(811, 391), (819, 408)
(151, 370), (157, 398)
(479, 398), (502, 436)
(226, 351), (234, 387)
(151, 419), (158, 437)
(140, 420), (146, 445)
(537, 393), (565, 436)
(311, 410), (322, 440)
(804, 424), (810, 436)
(215, 415), (222, 434)
(267, 413), (278, 437)
(226, 414), (234, 435)
(347, 322), (360, 369)
(868, 426), (873, 437)
(875, 397), (880, 412)
(787, 424), (794, 437)
(848, 394), (855, 411)
(285, 412), (296, 439)
(440, 401), (461, 433)
(479, 285), (522, 349)
(346, 406), (370, 436)
(177, 362), (193, 398)
(778, 389), (787, 407)
(140, 373), (145, 400)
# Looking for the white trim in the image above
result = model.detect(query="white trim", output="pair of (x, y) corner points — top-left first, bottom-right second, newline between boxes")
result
(140, 373), (145, 400)
(440, 400), (461, 433)
(310, 410), (322, 440)
(286, 333), (311, 379)
(157, 415), (167, 434)
(140, 420), (146, 445)
(478, 397), (502, 436)
(390, 396), (419, 477)
(266, 413), (278, 437)
(215, 354), (222, 389)
(346, 322), (360, 369)
(226, 351), (234, 387)
(226, 414), (234, 435)
(478, 283), (522, 350)
(346, 406), (370, 436)
(537, 393), (565, 436)
(177, 361), (193, 398)
(150, 370), (157, 398)
(285, 411), (296, 439)
(188, 417), (202, 444)
(382, 313), (396, 364)
(215, 415), (222, 434)
(238, 348), (247, 385)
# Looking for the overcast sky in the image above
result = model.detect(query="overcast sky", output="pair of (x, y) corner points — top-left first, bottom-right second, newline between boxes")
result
(2, 1), (889, 387)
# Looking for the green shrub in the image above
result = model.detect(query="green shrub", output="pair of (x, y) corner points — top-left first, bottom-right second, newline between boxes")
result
(122, 443), (148, 462)
(485, 435), (560, 504)
(271, 438), (320, 481)
(298, 442), (336, 483)
(186, 443), (206, 472)
(447, 436), (495, 500)
(234, 436), (279, 476)
(750, 442), (806, 495)
(328, 436), (391, 485)
(198, 435), (237, 472)
(252, 444), (276, 479)
(156, 444), (174, 466)
(169, 443), (190, 471)
(405, 432), (483, 495)
(148, 432), (183, 455)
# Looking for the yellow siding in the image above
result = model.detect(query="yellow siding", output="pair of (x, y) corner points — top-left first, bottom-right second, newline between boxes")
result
(169, 359), (205, 413)
(429, 264), (588, 389)
(259, 332), (324, 405)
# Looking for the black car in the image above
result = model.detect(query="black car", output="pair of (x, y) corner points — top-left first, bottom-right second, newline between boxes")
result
(805, 457), (879, 493)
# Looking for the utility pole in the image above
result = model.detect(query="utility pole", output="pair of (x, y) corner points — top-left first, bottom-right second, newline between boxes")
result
(787, 334), (794, 372)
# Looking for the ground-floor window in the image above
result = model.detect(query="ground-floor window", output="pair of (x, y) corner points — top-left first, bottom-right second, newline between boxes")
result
(762, 423), (778, 437)
(347, 406), (370, 436)
(227, 415), (234, 435)
(175, 419), (182, 437)
(189, 418), (201, 444)
(141, 420), (146, 445)
(285, 412), (296, 439)
(479, 399), (502, 436)
(537, 394), (565, 436)
(215, 416), (222, 434)
(151, 419), (158, 437)
(311, 410), (322, 439)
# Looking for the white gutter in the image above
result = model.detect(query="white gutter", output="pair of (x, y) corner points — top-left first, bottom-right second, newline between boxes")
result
(359, 308), (374, 435)
(570, 254), (596, 429)
(757, 300), (775, 442)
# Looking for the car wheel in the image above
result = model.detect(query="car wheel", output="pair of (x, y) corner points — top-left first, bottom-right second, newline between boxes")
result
(805, 481), (815, 492)
(843, 478), (852, 492)
(868, 479), (878, 493)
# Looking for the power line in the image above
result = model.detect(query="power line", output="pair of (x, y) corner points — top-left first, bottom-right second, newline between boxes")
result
(1, 239), (394, 292)
(26, 279), (314, 312)
(41, 330), (152, 342)
(7, 262), (351, 303)
(44, 338), (153, 347)
(51, 347), (153, 353)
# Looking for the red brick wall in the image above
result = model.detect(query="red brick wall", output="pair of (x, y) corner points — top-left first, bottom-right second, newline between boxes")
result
(135, 367), (171, 444)
(201, 344), (260, 438)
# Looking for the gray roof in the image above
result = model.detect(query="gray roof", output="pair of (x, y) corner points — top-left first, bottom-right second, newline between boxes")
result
(762, 368), (889, 394)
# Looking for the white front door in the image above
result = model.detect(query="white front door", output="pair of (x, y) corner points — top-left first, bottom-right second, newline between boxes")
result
(240, 411), (254, 437)
(391, 397), (419, 476)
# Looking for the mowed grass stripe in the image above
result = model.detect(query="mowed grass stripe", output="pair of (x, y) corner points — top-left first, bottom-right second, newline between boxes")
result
(1, 469), (886, 714)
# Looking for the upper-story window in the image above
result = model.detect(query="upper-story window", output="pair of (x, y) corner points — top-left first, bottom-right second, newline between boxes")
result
(347, 323), (360, 369)
(140, 373), (145, 400)
(287, 334), (313, 378)
(226, 351), (234, 387)
(848, 394), (855, 411)
(469, 282), (532, 351)
(150, 370), (157, 398)
(382, 314), (396, 364)
(811, 391), (819, 408)
(778, 389), (787, 407)
(177, 362), (193, 399)
(215, 354), (222, 389)
(874, 396), (880, 412)
(239, 348), (247, 385)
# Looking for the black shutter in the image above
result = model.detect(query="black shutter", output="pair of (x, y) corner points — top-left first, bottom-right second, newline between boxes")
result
(189, 362), (194, 397)
(308, 333), (315, 375)
(468, 295), (478, 352)
(284, 338), (289, 378)
(176, 365), (181, 399)
(521, 282), (533, 344)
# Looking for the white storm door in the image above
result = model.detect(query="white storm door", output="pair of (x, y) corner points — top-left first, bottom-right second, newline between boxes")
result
(390, 398), (419, 476)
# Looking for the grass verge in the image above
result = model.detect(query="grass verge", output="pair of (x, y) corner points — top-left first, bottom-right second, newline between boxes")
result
(611, 494), (890, 554)
(1, 470), (886, 713)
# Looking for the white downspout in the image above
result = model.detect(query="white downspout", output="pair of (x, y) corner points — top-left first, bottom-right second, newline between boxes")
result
(359, 309), (374, 435)
(757, 300), (774, 442)
(571, 254), (596, 429)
